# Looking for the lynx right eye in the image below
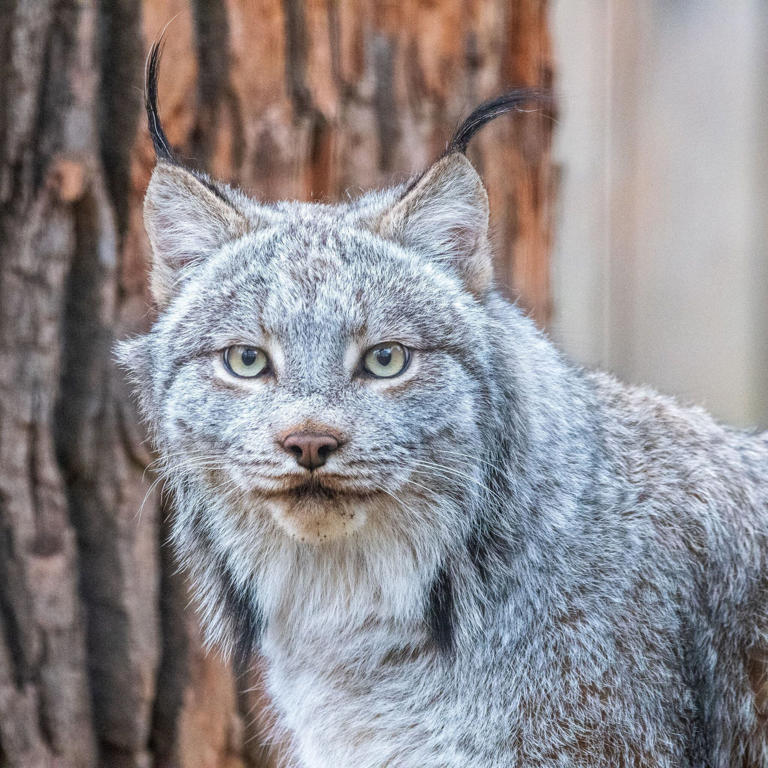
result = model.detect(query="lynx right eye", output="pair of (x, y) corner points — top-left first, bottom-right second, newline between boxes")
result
(223, 345), (270, 378)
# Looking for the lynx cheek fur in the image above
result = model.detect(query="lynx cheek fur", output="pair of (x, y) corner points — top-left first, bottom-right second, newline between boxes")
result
(119, 44), (768, 767)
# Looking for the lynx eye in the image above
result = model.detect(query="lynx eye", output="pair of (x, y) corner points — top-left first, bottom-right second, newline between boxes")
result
(223, 345), (270, 378)
(362, 343), (410, 379)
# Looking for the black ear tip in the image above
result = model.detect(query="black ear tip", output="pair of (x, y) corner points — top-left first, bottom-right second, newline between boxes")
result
(447, 87), (554, 155)
(145, 35), (175, 163)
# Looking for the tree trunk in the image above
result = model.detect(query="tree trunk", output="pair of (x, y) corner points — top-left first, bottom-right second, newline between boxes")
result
(0, 1), (553, 766)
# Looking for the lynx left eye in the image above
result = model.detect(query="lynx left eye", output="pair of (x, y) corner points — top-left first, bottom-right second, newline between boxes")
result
(362, 343), (410, 378)
(223, 345), (270, 378)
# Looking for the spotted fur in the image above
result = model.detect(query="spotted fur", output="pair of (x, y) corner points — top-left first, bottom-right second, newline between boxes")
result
(118, 48), (768, 767)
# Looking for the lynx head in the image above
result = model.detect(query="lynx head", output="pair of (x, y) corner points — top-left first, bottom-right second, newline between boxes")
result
(119, 42), (548, 655)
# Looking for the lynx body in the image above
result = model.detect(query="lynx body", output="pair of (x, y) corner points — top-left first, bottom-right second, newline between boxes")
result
(120, 45), (768, 767)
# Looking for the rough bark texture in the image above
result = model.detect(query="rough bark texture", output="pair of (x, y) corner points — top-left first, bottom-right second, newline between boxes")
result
(0, 1), (553, 766)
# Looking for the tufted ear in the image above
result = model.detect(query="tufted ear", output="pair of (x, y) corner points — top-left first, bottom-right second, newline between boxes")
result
(373, 153), (492, 297)
(144, 162), (249, 307)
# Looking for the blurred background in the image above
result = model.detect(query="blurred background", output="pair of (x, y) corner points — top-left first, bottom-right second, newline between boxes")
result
(0, 1), (765, 767)
(552, 0), (768, 430)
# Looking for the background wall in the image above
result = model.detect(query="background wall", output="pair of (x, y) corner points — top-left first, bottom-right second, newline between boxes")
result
(552, 0), (768, 429)
(0, 2), (552, 767)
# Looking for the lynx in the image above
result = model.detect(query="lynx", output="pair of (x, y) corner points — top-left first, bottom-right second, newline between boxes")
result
(119, 42), (768, 767)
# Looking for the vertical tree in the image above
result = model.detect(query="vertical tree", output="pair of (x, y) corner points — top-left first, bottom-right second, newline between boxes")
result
(0, 1), (553, 765)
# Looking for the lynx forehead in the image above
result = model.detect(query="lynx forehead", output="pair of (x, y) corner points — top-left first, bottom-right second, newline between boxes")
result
(119, 40), (768, 768)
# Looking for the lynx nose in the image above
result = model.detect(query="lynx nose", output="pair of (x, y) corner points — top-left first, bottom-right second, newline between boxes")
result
(281, 432), (340, 470)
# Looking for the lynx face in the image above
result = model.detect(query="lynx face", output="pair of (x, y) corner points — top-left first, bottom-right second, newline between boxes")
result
(121, 152), (498, 546)
(150, 213), (489, 542)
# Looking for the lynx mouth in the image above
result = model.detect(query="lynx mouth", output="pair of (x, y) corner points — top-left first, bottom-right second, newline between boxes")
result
(261, 475), (380, 503)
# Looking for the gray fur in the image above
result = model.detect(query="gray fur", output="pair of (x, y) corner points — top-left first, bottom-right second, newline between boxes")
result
(120, 118), (768, 767)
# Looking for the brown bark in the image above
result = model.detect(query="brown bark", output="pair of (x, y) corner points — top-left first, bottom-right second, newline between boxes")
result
(0, 1), (553, 766)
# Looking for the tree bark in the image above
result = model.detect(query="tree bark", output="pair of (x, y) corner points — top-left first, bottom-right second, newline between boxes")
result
(0, 1), (553, 766)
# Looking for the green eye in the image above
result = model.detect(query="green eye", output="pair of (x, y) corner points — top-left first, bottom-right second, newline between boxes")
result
(223, 345), (270, 378)
(362, 342), (410, 378)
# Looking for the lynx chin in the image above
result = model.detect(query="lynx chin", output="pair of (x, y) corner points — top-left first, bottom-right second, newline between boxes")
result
(119, 41), (768, 768)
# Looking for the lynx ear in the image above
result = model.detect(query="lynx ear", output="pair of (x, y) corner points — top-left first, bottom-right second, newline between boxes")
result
(375, 153), (491, 296)
(144, 162), (248, 307)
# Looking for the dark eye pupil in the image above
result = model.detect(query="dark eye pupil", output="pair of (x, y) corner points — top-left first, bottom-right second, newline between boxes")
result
(375, 348), (392, 366)
(241, 348), (257, 366)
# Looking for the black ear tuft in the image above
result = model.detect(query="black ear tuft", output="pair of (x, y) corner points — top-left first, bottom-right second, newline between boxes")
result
(145, 37), (175, 163)
(446, 88), (553, 155)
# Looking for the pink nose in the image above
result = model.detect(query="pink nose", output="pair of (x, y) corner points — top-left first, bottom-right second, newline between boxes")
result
(281, 432), (340, 470)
